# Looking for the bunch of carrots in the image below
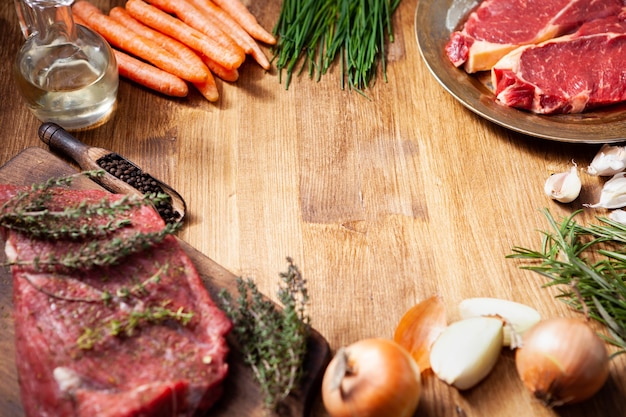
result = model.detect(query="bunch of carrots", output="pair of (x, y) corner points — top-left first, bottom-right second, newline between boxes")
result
(72, 0), (276, 102)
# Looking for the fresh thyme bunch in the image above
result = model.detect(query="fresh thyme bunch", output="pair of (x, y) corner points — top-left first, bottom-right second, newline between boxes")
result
(0, 172), (181, 271)
(509, 208), (626, 356)
(219, 258), (310, 412)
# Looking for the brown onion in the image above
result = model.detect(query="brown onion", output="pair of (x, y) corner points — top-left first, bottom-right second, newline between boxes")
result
(394, 294), (447, 372)
(321, 338), (421, 417)
(515, 317), (610, 407)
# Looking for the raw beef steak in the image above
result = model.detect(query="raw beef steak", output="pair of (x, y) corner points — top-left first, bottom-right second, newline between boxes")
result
(0, 185), (232, 417)
(492, 13), (626, 114)
(445, 0), (623, 73)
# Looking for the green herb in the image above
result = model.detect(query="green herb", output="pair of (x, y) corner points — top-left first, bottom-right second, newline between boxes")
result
(0, 172), (181, 271)
(508, 208), (626, 356)
(219, 258), (310, 412)
(272, 0), (401, 93)
(77, 303), (194, 350)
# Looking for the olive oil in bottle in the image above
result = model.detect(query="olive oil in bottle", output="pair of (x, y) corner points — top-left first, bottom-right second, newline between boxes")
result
(14, 0), (118, 131)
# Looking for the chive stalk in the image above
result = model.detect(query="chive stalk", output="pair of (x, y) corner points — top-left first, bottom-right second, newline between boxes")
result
(272, 0), (401, 93)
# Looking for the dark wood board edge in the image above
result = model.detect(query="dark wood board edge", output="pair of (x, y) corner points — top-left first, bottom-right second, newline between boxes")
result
(0, 147), (331, 417)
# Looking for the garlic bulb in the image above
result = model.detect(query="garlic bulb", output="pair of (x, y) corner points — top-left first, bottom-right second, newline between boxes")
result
(587, 172), (626, 209)
(429, 317), (503, 390)
(588, 144), (626, 176)
(544, 165), (581, 203)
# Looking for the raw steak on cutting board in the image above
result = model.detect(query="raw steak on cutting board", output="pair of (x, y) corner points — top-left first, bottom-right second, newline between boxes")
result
(0, 185), (232, 417)
(492, 13), (626, 114)
(445, 0), (623, 73)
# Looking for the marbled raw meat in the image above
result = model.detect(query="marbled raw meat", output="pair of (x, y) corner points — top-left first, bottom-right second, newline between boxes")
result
(0, 185), (232, 417)
(445, 0), (623, 73)
(492, 13), (626, 114)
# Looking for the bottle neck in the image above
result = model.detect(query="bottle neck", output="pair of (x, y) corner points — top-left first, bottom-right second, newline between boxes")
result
(14, 0), (77, 42)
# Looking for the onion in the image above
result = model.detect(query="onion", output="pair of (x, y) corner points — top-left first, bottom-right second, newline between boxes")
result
(458, 297), (541, 348)
(393, 294), (447, 372)
(515, 317), (610, 407)
(429, 316), (504, 390)
(321, 338), (421, 417)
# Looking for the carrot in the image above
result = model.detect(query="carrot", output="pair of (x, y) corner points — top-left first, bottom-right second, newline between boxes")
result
(72, 13), (89, 27)
(125, 0), (245, 70)
(113, 49), (189, 97)
(109, 7), (206, 73)
(142, 0), (255, 68)
(72, 1), (208, 83)
(192, 71), (220, 102)
(109, 6), (219, 100)
(202, 55), (239, 82)
(211, 0), (276, 45)
(186, 0), (270, 69)
(74, 11), (189, 97)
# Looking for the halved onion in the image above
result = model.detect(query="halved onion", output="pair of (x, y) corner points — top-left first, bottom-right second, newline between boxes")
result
(394, 294), (447, 372)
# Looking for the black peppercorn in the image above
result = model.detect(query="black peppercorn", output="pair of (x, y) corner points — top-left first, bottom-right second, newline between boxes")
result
(96, 153), (181, 224)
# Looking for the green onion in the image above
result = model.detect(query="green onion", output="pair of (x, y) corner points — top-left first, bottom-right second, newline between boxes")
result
(271, 0), (401, 93)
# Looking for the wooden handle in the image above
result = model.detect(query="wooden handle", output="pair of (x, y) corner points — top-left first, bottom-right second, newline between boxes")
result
(38, 123), (98, 170)
(38, 124), (186, 224)
(38, 122), (141, 195)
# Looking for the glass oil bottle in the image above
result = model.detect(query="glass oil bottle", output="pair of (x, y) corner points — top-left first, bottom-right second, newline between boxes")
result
(14, 0), (118, 130)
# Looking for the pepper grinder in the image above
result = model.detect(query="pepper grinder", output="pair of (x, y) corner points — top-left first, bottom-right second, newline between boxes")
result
(13, 0), (118, 131)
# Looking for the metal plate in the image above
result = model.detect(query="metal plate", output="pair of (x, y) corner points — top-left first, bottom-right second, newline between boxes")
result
(415, 0), (626, 144)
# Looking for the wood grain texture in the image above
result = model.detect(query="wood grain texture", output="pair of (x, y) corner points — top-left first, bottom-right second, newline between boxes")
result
(1, 0), (625, 416)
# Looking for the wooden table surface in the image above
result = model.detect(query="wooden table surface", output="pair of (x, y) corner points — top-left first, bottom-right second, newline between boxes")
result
(1, 1), (625, 416)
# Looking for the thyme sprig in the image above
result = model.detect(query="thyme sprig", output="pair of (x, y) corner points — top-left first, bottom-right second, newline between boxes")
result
(508, 208), (626, 356)
(219, 258), (310, 412)
(77, 302), (194, 350)
(5, 222), (180, 271)
(1, 172), (181, 271)
(272, 0), (401, 93)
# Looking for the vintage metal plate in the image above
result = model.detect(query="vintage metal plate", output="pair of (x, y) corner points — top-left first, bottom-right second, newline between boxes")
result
(415, 0), (626, 144)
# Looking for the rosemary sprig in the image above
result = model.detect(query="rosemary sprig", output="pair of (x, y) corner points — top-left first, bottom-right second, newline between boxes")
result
(272, 0), (401, 93)
(0, 172), (181, 271)
(219, 258), (310, 412)
(508, 208), (626, 356)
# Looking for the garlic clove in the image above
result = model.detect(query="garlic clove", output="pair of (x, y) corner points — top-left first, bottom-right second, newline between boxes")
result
(587, 172), (626, 209)
(544, 165), (581, 203)
(429, 317), (503, 390)
(588, 144), (626, 176)
(458, 297), (541, 348)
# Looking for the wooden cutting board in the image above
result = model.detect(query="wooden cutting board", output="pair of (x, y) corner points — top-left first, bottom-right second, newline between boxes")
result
(0, 147), (331, 417)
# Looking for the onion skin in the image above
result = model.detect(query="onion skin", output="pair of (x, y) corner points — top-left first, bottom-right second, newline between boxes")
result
(321, 338), (421, 417)
(515, 317), (610, 407)
(394, 294), (447, 372)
